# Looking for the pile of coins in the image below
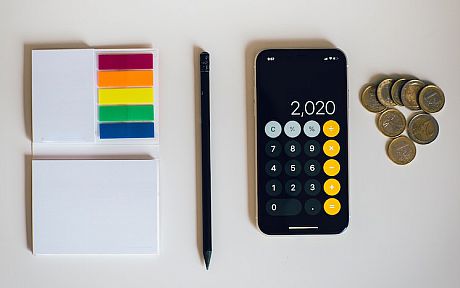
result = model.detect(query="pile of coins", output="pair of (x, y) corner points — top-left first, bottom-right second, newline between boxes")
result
(361, 78), (445, 165)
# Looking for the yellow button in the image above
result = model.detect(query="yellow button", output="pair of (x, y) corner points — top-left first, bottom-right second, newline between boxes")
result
(323, 140), (340, 157)
(324, 198), (341, 215)
(323, 120), (340, 137)
(323, 159), (340, 176)
(324, 178), (341, 196)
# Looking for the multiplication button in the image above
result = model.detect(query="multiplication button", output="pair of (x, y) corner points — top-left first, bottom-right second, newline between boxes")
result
(265, 121), (282, 138)
(284, 121), (301, 138)
(304, 120), (320, 138)
(323, 140), (340, 157)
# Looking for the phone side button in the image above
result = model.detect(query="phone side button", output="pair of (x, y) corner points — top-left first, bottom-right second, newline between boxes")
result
(266, 199), (302, 216)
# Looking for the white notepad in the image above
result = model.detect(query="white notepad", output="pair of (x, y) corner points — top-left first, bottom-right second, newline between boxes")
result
(31, 48), (160, 255)
(32, 159), (159, 255)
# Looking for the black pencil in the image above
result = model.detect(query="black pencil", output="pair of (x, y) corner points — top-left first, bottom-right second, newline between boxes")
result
(200, 51), (212, 270)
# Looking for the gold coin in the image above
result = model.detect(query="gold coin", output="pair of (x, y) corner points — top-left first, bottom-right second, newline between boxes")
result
(378, 108), (406, 137)
(377, 79), (397, 107)
(361, 84), (386, 113)
(419, 85), (445, 113)
(387, 136), (416, 165)
(390, 78), (407, 106)
(401, 80), (424, 110)
(407, 113), (439, 144)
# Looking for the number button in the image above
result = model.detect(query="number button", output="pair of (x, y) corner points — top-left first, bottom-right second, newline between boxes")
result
(285, 179), (302, 196)
(266, 199), (302, 216)
(305, 199), (321, 215)
(304, 120), (320, 138)
(265, 121), (282, 138)
(284, 121), (301, 138)
(304, 160), (320, 176)
(323, 140), (340, 157)
(265, 160), (282, 177)
(323, 159), (340, 176)
(266, 179), (282, 196)
(304, 179), (321, 196)
(323, 120), (340, 137)
(304, 140), (320, 157)
(324, 178), (341, 196)
(285, 160), (301, 177)
(284, 140), (301, 157)
(265, 140), (281, 157)
(324, 198), (341, 215)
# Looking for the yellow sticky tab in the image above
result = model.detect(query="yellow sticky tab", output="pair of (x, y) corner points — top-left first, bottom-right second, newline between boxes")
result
(98, 88), (153, 105)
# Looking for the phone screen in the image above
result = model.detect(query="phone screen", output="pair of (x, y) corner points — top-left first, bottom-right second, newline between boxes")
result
(255, 49), (348, 235)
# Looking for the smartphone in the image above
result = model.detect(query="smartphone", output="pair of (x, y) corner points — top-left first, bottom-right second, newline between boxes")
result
(255, 49), (349, 235)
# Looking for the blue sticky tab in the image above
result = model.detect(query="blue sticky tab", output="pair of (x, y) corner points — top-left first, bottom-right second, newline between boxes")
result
(100, 122), (154, 139)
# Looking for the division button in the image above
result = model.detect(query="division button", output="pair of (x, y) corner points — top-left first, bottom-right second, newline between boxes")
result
(324, 198), (341, 215)
(304, 140), (320, 157)
(285, 179), (302, 196)
(265, 140), (282, 157)
(305, 199), (321, 215)
(304, 159), (321, 176)
(265, 160), (282, 177)
(323, 159), (340, 176)
(284, 140), (301, 157)
(323, 120), (340, 137)
(284, 121), (301, 138)
(266, 179), (282, 196)
(265, 121), (282, 138)
(285, 160), (302, 177)
(323, 178), (341, 196)
(304, 120), (320, 138)
(266, 199), (302, 216)
(323, 139), (340, 157)
(305, 179), (321, 196)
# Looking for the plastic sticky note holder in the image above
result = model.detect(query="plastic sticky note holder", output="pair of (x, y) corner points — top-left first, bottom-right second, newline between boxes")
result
(31, 48), (160, 255)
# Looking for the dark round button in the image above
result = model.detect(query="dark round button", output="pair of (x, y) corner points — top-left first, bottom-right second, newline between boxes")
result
(285, 179), (302, 196)
(304, 160), (320, 176)
(305, 199), (321, 215)
(265, 160), (282, 177)
(266, 179), (282, 196)
(285, 160), (301, 177)
(305, 179), (321, 196)
(265, 140), (281, 157)
(284, 140), (301, 157)
(304, 140), (320, 157)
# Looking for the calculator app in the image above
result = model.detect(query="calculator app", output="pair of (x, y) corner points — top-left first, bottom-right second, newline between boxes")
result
(256, 49), (348, 235)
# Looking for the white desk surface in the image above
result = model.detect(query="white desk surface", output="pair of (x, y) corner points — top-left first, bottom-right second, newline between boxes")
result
(1, 0), (459, 287)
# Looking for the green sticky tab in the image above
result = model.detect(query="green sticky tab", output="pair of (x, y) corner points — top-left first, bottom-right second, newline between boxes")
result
(99, 105), (154, 122)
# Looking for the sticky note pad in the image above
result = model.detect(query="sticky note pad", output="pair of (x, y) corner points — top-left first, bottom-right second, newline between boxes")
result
(32, 159), (159, 254)
(98, 70), (153, 87)
(99, 105), (154, 122)
(98, 88), (153, 105)
(100, 122), (154, 139)
(98, 54), (153, 70)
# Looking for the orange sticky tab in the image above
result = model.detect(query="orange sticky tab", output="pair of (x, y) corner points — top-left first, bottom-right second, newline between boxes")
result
(98, 70), (153, 87)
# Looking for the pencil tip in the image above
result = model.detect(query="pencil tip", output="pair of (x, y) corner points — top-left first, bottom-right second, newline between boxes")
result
(204, 250), (212, 270)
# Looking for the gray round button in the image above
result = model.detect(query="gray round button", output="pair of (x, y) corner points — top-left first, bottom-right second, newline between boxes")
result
(304, 120), (320, 138)
(284, 121), (301, 138)
(265, 121), (282, 138)
(305, 199), (321, 215)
